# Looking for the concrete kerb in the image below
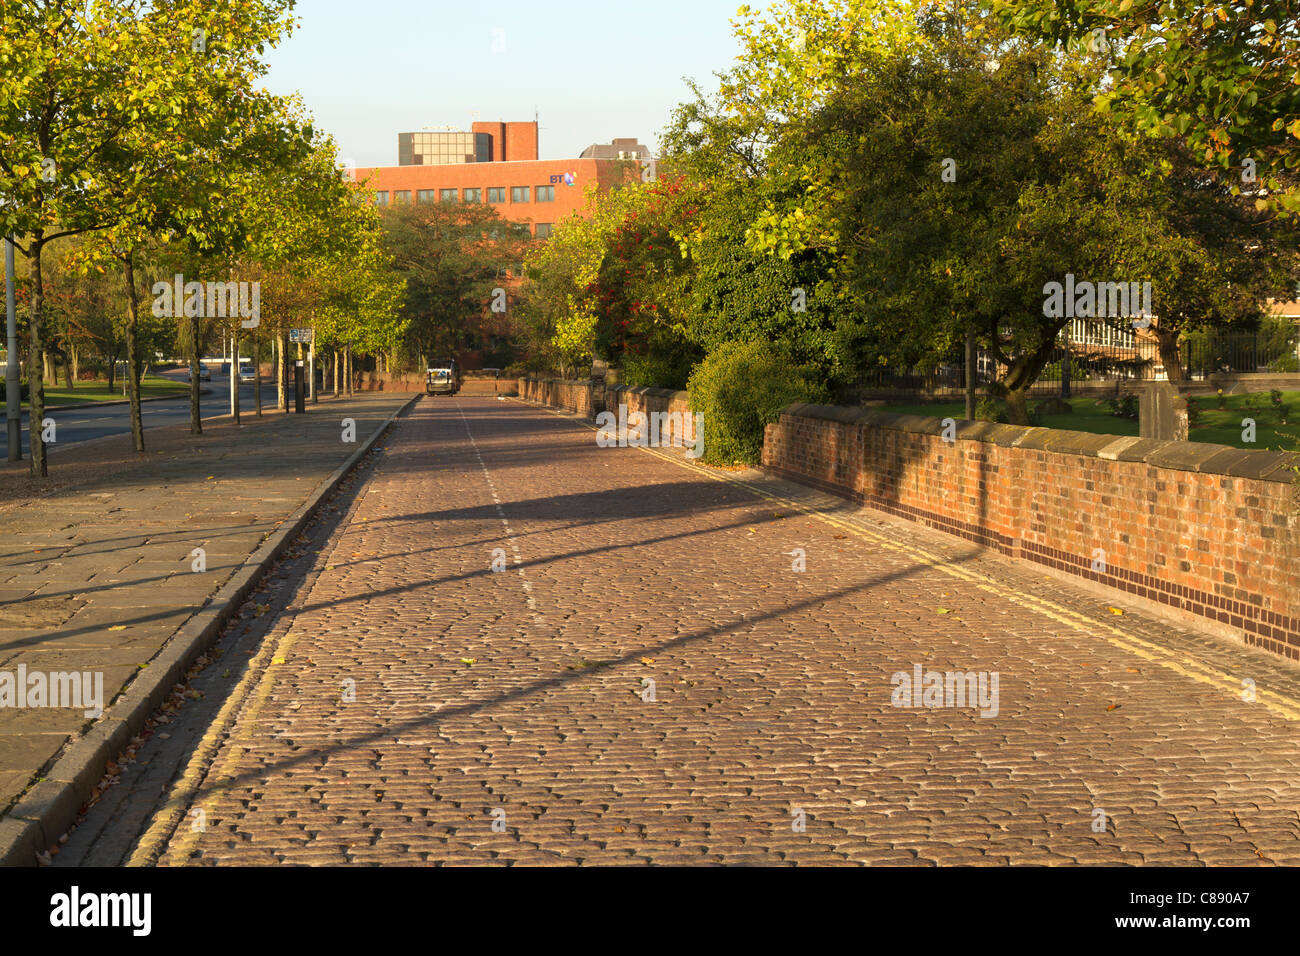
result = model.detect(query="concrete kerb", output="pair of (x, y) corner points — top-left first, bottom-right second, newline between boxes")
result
(0, 393), (421, 866)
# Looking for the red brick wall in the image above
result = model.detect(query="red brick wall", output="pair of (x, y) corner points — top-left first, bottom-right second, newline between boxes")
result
(762, 404), (1300, 661)
(518, 379), (700, 446)
(604, 385), (698, 447)
(519, 377), (597, 417)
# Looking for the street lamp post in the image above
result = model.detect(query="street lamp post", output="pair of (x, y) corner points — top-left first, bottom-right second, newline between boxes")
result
(5, 235), (20, 462)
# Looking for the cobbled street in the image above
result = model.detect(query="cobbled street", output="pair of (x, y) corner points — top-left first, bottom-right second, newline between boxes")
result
(125, 397), (1300, 865)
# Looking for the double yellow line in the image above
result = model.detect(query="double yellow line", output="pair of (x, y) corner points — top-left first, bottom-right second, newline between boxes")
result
(529, 398), (1300, 722)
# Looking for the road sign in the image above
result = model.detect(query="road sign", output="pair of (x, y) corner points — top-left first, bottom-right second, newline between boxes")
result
(289, 328), (313, 343)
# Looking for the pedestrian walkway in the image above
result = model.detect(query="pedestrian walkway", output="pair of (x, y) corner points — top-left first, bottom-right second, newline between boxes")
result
(0, 394), (413, 820)
(143, 396), (1300, 865)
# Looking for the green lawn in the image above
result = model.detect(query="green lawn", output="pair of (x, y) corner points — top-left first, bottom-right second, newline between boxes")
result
(882, 391), (1300, 452)
(4, 374), (190, 409)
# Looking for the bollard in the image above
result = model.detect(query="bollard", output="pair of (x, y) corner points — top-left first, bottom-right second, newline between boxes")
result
(294, 360), (305, 414)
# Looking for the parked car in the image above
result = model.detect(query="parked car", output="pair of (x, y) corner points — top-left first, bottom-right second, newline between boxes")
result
(189, 365), (212, 382)
(238, 363), (255, 383)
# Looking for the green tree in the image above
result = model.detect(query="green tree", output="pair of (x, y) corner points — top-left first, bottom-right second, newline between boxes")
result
(991, 0), (1300, 215)
(381, 198), (531, 371)
(0, 0), (299, 469)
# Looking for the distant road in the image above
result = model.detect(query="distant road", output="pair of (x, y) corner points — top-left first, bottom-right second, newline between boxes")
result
(10, 371), (283, 455)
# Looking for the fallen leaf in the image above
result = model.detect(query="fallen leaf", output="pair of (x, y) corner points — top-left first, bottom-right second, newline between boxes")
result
(1108, 607), (1124, 615)
(936, 608), (951, 614)
(271, 656), (285, 664)
(1106, 703), (1120, 711)
(460, 658), (477, 665)
(108, 625), (126, 631)
(640, 657), (655, 665)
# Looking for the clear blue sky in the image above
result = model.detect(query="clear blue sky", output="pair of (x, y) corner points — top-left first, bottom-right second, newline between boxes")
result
(262, 0), (759, 167)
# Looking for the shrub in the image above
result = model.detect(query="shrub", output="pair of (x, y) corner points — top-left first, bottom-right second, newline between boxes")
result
(1271, 389), (1284, 408)
(1216, 388), (1226, 409)
(1185, 395), (1202, 427)
(1106, 387), (1138, 419)
(620, 351), (692, 390)
(975, 396), (1004, 422)
(687, 340), (828, 465)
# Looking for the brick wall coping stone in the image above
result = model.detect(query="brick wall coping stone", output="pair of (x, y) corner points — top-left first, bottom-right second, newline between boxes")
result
(779, 403), (1300, 485)
(605, 384), (690, 402)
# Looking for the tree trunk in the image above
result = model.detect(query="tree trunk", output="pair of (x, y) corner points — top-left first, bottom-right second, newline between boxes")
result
(70, 344), (79, 387)
(188, 315), (202, 434)
(1155, 326), (1185, 389)
(121, 253), (146, 452)
(333, 349), (340, 397)
(273, 333), (281, 410)
(1004, 388), (1030, 426)
(990, 334), (1059, 426)
(106, 349), (116, 393)
(28, 235), (48, 478)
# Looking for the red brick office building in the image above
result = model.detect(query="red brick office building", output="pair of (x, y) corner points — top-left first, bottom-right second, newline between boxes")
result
(352, 122), (647, 238)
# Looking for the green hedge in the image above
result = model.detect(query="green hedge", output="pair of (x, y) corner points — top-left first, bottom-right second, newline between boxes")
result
(687, 340), (828, 465)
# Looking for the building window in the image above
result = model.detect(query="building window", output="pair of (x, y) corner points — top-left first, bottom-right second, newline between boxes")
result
(536, 185), (555, 202)
(393, 190), (410, 204)
(440, 188), (458, 203)
(535, 223), (552, 238)
(511, 186), (530, 203)
(463, 188), (482, 203)
(416, 189), (436, 203)
(487, 187), (506, 203)
(375, 191), (389, 206)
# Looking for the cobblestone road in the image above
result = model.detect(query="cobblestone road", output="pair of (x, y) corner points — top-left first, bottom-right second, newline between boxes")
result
(142, 396), (1300, 865)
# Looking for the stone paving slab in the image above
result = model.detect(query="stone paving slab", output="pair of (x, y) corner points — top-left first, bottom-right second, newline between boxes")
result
(136, 396), (1300, 866)
(0, 394), (413, 825)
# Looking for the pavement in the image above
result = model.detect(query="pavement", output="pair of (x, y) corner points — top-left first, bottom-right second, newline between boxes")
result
(0, 392), (415, 845)
(69, 394), (1300, 866)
